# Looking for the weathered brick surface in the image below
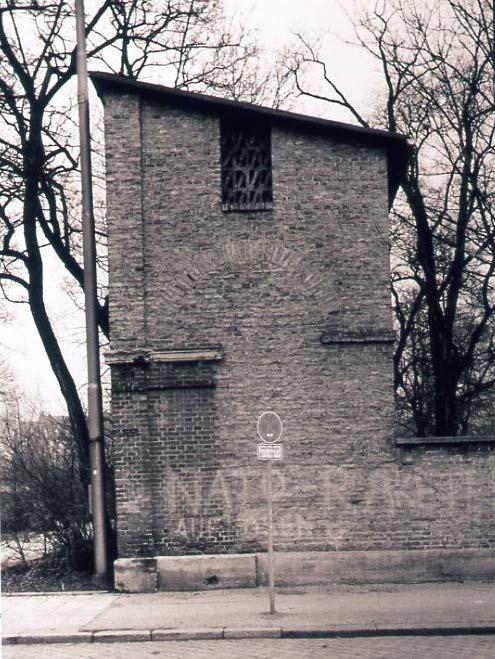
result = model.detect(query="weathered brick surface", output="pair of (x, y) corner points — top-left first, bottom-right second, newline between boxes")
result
(102, 90), (494, 560)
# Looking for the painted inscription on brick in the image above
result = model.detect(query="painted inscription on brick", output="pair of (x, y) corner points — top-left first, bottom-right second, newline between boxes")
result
(162, 463), (495, 548)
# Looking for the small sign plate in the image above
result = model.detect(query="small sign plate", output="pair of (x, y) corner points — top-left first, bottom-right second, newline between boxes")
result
(257, 443), (283, 460)
(257, 411), (283, 443)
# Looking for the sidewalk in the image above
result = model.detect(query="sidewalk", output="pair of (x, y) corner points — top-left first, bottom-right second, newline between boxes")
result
(3, 581), (495, 646)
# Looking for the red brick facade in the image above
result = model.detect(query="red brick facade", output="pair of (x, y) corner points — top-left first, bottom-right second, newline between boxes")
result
(94, 74), (495, 570)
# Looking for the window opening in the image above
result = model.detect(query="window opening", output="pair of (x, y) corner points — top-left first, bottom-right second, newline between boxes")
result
(220, 117), (273, 211)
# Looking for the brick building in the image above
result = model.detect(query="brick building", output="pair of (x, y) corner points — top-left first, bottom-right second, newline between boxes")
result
(92, 73), (495, 591)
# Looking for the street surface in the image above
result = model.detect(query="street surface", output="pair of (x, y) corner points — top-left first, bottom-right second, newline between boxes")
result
(3, 636), (495, 658)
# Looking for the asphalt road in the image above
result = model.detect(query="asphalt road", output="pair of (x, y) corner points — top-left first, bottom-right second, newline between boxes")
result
(3, 635), (495, 658)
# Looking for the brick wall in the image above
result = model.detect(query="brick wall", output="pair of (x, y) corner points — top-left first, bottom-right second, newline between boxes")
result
(103, 91), (495, 559)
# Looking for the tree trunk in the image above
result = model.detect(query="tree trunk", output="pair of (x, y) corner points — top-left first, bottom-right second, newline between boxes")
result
(23, 121), (90, 496)
(429, 326), (461, 436)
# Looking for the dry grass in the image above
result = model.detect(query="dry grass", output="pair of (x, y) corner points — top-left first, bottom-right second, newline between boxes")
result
(1, 553), (109, 592)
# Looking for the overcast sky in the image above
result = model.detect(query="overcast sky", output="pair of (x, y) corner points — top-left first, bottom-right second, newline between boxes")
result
(1, 0), (380, 414)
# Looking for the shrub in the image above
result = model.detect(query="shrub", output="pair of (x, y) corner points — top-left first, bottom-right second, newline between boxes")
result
(1, 408), (94, 570)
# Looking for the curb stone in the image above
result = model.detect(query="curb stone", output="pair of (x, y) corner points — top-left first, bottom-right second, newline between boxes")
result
(93, 630), (151, 643)
(151, 629), (223, 641)
(2, 591), (112, 597)
(3, 624), (495, 646)
(223, 627), (281, 639)
(281, 624), (495, 638)
(2, 633), (93, 646)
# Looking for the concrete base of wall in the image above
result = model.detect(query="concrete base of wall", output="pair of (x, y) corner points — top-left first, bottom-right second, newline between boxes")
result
(114, 558), (158, 593)
(256, 548), (495, 586)
(157, 554), (257, 591)
(114, 554), (257, 593)
(113, 548), (494, 593)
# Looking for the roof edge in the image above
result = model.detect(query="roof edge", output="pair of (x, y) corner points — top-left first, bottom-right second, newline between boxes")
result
(90, 71), (409, 145)
(90, 71), (413, 206)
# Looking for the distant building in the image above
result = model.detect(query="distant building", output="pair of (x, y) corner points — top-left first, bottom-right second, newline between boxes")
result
(93, 73), (494, 592)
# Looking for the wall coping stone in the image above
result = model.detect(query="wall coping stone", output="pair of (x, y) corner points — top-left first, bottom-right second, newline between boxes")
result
(396, 435), (495, 448)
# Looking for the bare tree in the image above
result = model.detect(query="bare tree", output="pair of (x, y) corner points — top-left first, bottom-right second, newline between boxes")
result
(0, 359), (117, 578)
(1, 394), (92, 570)
(0, 1), (287, 492)
(287, 0), (495, 436)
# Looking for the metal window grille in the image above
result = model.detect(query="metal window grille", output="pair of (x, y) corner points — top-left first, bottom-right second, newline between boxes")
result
(221, 118), (273, 211)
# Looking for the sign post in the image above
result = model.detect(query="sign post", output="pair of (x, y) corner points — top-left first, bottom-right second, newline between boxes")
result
(266, 459), (275, 614)
(257, 411), (283, 615)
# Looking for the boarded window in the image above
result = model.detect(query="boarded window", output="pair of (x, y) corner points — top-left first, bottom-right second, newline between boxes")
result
(220, 118), (273, 211)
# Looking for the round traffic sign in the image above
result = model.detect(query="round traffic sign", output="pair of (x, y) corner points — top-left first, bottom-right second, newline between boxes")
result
(257, 411), (283, 443)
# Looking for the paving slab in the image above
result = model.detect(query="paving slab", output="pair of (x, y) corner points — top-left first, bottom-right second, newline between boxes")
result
(2, 581), (495, 646)
(82, 583), (495, 632)
(79, 589), (283, 631)
(2, 593), (118, 636)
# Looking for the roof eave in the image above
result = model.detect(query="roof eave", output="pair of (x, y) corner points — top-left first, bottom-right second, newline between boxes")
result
(90, 71), (412, 206)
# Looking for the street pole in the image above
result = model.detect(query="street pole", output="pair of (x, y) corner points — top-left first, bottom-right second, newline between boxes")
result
(267, 461), (276, 614)
(75, 0), (109, 583)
